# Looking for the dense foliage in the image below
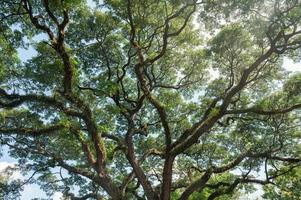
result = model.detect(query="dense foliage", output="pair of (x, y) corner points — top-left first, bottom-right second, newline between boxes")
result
(0, 0), (301, 199)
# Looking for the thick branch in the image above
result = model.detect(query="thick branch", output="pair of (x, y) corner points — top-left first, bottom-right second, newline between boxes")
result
(0, 124), (64, 137)
(226, 103), (301, 115)
(125, 126), (159, 200)
(178, 170), (212, 200)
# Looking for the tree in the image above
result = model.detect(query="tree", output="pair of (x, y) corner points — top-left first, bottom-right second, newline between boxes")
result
(0, 0), (301, 199)
(263, 166), (301, 200)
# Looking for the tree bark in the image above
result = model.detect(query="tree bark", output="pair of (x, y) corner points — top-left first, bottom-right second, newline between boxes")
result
(160, 155), (175, 200)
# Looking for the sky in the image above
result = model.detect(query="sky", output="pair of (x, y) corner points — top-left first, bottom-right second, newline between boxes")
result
(1, 0), (301, 199)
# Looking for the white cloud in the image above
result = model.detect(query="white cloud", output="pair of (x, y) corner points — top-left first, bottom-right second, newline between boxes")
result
(20, 184), (47, 200)
(283, 57), (301, 72)
(0, 161), (13, 171)
(87, 0), (97, 8)
(53, 192), (63, 200)
(0, 161), (22, 180)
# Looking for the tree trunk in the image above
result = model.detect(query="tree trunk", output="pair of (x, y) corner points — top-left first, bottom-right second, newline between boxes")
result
(160, 155), (175, 200)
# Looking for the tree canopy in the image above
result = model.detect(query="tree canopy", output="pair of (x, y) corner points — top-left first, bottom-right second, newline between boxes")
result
(1, 0), (301, 199)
